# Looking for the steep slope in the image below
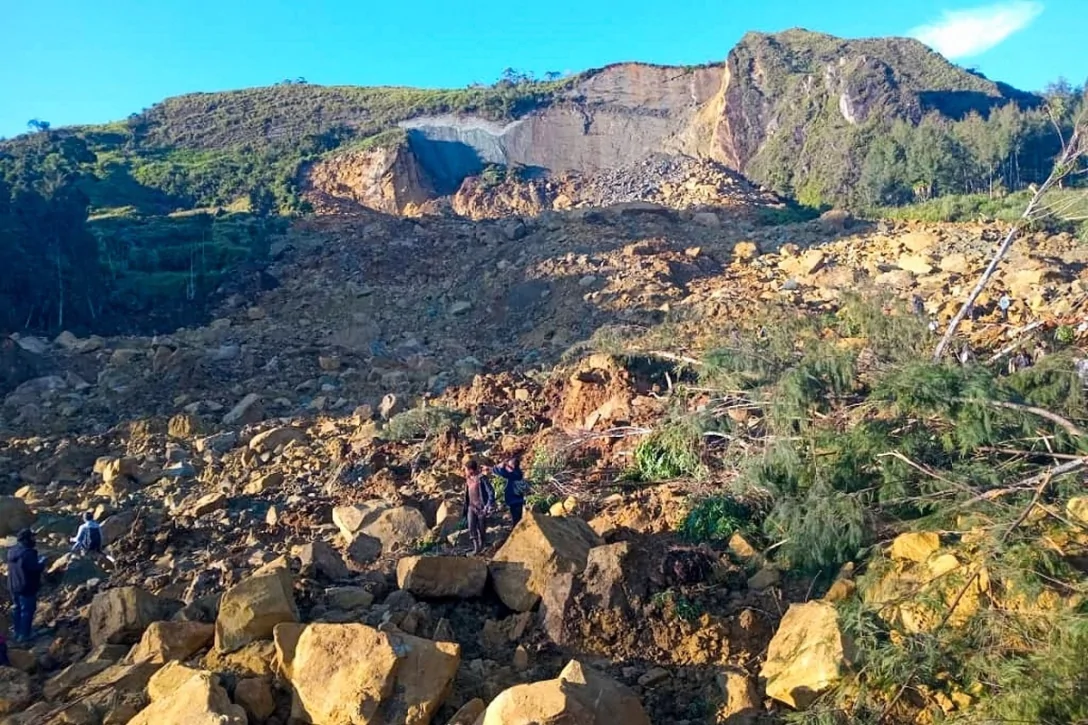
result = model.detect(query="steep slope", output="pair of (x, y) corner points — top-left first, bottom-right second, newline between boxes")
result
(716, 29), (1036, 200)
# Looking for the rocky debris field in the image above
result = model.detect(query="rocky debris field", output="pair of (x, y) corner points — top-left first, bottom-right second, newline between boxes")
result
(450, 154), (788, 220)
(1, 201), (1087, 724)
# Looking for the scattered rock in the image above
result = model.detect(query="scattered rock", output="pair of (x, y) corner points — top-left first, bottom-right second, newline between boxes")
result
(478, 659), (651, 724)
(747, 566), (781, 591)
(293, 541), (350, 582)
(89, 587), (164, 647)
(0, 667), (32, 716)
(249, 426), (307, 454)
(889, 531), (940, 563)
(127, 621), (215, 664)
(447, 697), (486, 724)
(717, 668), (761, 723)
(234, 677), (276, 722)
(326, 587), (375, 611)
(396, 555), (488, 599)
(334, 502), (429, 554)
(274, 622), (460, 725)
(215, 567), (298, 654)
(490, 511), (603, 611)
(223, 393), (263, 426)
(129, 669), (247, 725)
(760, 601), (851, 710)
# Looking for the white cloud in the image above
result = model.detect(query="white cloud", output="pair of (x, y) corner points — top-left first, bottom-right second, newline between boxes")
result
(909, 1), (1043, 59)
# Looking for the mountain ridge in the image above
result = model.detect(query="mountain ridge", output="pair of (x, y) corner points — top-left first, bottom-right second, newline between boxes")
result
(1, 28), (1045, 216)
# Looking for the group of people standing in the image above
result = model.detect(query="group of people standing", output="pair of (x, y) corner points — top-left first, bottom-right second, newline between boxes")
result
(462, 453), (528, 555)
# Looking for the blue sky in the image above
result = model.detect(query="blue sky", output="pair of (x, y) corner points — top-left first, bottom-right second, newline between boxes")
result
(1, 0), (1084, 139)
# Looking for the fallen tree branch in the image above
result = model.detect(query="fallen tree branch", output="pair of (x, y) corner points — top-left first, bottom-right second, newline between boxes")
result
(985, 321), (1046, 363)
(956, 397), (1087, 439)
(958, 455), (1088, 508)
(642, 350), (703, 366)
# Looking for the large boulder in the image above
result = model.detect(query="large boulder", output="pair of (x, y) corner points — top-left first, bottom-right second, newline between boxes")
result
(396, 556), (488, 599)
(129, 669), (247, 725)
(333, 502), (429, 553)
(478, 660), (651, 725)
(293, 541), (350, 582)
(489, 512), (603, 611)
(89, 587), (164, 647)
(274, 622), (460, 725)
(540, 541), (652, 648)
(0, 496), (33, 537)
(215, 567), (298, 654)
(128, 621), (215, 664)
(760, 601), (851, 710)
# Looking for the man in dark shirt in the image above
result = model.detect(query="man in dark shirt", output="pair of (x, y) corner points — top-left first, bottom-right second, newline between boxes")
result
(492, 454), (527, 526)
(7, 529), (45, 643)
(463, 460), (495, 555)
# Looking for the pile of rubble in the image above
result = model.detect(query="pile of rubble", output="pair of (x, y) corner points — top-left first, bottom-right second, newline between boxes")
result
(1, 201), (1086, 724)
(452, 154), (787, 220)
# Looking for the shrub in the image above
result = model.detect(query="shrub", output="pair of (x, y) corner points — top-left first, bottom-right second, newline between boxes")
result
(383, 406), (464, 442)
(629, 419), (706, 481)
(678, 495), (753, 543)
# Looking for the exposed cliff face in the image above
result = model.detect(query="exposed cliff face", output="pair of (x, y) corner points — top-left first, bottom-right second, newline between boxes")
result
(302, 30), (1037, 215)
(402, 63), (723, 184)
(302, 142), (435, 215)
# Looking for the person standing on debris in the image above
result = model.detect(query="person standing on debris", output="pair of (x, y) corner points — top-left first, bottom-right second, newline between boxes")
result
(463, 459), (495, 555)
(998, 294), (1012, 321)
(71, 512), (103, 555)
(492, 454), (527, 526)
(7, 529), (45, 644)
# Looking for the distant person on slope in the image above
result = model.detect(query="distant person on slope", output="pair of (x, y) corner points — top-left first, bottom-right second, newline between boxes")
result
(71, 512), (103, 555)
(7, 529), (45, 644)
(492, 454), (527, 526)
(463, 459), (495, 555)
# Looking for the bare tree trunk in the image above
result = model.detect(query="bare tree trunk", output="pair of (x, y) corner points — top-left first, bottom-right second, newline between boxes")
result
(56, 250), (64, 330)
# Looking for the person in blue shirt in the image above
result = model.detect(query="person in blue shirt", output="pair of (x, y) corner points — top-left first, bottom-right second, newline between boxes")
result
(71, 512), (103, 554)
(491, 454), (527, 525)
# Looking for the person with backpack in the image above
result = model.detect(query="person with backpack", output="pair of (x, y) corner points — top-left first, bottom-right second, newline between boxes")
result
(492, 454), (527, 525)
(7, 529), (45, 644)
(71, 511), (103, 555)
(463, 459), (495, 555)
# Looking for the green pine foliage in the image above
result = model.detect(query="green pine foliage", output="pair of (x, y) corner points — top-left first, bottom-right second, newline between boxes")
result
(678, 495), (753, 543)
(629, 418), (707, 481)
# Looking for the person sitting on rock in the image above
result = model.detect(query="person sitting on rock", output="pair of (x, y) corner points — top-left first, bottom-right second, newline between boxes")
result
(71, 511), (103, 555)
(7, 529), (45, 644)
(463, 459), (495, 555)
(492, 454), (527, 526)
